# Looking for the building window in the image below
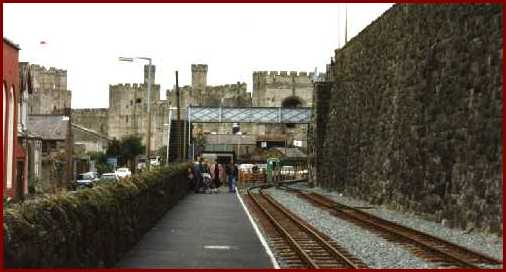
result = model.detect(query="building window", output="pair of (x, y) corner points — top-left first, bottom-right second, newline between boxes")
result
(126, 116), (129, 123)
(136, 98), (142, 104)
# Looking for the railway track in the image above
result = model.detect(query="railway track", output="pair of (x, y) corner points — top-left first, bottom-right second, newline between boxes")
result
(246, 185), (367, 269)
(286, 186), (502, 269)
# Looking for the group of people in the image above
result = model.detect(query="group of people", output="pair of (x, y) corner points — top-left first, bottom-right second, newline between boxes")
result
(188, 157), (239, 194)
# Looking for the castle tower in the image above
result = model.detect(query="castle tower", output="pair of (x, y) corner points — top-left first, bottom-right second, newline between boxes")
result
(144, 64), (156, 84)
(191, 64), (207, 105)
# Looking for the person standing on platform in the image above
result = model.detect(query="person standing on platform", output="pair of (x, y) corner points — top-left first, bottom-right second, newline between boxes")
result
(213, 162), (222, 191)
(226, 160), (238, 193)
(218, 163), (226, 187)
(193, 157), (204, 193)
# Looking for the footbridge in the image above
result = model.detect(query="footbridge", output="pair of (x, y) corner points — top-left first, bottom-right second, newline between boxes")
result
(187, 106), (312, 124)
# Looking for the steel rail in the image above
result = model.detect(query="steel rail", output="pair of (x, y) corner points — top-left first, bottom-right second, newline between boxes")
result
(247, 185), (362, 269)
(292, 188), (502, 269)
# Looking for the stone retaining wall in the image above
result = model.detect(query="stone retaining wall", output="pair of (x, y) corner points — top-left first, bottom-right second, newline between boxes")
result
(317, 4), (502, 234)
(4, 163), (191, 267)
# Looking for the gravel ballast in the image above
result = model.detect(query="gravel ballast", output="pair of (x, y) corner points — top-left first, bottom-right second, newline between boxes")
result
(266, 187), (435, 268)
(292, 183), (503, 262)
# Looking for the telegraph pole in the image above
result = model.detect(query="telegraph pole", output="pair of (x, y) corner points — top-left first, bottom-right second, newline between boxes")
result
(146, 60), (152, 169)
(63, 107), (73, 190)
(175, 70), (182, 161)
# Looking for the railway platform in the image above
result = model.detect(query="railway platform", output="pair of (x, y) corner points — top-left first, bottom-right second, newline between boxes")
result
(116, 189), (275, 268)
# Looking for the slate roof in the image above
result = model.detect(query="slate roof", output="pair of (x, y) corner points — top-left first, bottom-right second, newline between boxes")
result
(28, 115), (69, 140)
(3, 37), (20, 50)
(72, 123), (111, 141)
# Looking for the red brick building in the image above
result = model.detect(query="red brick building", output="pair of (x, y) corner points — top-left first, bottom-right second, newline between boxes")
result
(3, 37), (27, 200)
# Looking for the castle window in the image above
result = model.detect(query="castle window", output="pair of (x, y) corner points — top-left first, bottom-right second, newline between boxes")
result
(130, 100), (133, 106)
(136, 98), (142, 104)
(126, 116), (129, 123)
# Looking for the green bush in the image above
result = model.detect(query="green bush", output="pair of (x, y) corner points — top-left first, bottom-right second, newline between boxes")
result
(4, 162), (191, 268)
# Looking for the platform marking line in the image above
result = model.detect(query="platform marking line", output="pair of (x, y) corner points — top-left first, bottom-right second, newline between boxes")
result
(204, 245), (232, 250)
(236, 189), (280, 269)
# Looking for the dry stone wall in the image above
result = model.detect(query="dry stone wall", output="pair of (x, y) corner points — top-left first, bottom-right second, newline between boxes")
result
(318, 4), (502, 234)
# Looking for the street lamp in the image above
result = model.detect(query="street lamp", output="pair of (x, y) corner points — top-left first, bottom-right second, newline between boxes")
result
(119, 56), (153, 169)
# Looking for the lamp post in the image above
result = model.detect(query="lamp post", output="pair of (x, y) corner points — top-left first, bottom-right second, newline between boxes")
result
(119, 56), (153, 169)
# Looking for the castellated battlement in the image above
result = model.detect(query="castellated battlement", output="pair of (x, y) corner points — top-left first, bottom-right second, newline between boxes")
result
(253, 71), (313, 78)
(72, 108), (108, 113)
(30, 64), (67, 74)
(109, 83), (160, 91)
(253, 70), (315, 88)
(191, 64), (208, 72)
(208, 82), (247, 90)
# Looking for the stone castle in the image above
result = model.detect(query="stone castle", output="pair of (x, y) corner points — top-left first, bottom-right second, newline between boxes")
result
(22, 63), (72, 115)
(73, 64), (321, 155)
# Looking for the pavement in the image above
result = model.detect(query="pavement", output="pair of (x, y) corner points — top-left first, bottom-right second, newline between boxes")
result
(116, 188), (274, 268)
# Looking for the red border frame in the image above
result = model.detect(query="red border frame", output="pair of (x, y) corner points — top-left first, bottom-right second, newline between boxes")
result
(1, 1), (504, 272)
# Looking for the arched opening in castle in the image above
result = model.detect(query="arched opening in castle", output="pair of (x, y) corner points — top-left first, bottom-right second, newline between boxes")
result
(281, 96), (304, 128)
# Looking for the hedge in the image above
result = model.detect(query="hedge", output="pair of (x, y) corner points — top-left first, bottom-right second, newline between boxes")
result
(4, 163), (191, 268)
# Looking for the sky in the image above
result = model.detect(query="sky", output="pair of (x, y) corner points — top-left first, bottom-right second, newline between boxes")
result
(3, 3), (393, 109)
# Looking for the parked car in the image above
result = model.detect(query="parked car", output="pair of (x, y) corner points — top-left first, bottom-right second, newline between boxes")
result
(150, 156), (161, 167)
(76, 172), (100, 188)
(100, 172), (120, 182)
(115, 167), (132, 178)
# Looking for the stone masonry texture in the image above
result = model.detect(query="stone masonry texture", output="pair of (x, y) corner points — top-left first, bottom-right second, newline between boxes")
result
(317, 4), (502, 234)
(72, 108), (109, 135)
(25, 64), (71, 115)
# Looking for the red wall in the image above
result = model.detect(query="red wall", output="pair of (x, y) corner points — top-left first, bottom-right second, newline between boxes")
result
(3, 39), (21, 198)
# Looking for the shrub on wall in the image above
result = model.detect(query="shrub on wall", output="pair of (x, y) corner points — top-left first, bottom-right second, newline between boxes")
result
(4, 163), (191, 268)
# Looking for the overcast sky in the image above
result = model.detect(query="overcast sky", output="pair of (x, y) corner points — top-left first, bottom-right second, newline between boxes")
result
(4, 3), (393, 109)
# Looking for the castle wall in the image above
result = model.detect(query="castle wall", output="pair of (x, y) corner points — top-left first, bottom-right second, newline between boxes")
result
(72, 108), (109, 135)
(191, 64), (207, 105)
(251, 71), (317, 147)
(252, 71), (315, 107)
(108, 82), (162, 152)
(27, 64), (71, 115)
(166, 64), (252, 141)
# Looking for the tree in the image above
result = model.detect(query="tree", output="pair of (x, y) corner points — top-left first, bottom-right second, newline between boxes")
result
(156, 145), (167, 166)
(87, 151), (113, 174)
(106, 138), (121, 157)
(118, 135), (145, 170)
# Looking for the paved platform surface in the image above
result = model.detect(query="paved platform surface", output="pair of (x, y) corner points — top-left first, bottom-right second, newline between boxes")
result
(116, 189), (274, 268)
